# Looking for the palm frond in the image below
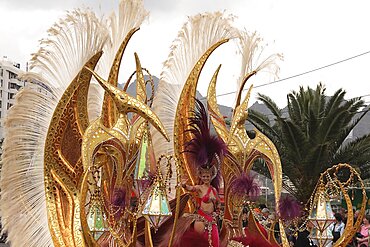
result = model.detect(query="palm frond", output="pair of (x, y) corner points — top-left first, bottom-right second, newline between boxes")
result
(247, 108), (280, 141)
(332, 134), (370, 167)
(256, 93), (282, 119)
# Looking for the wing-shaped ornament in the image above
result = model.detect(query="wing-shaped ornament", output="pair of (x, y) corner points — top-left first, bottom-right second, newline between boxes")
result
(207, 64), (288, 246)
(44, 52), (103, 247)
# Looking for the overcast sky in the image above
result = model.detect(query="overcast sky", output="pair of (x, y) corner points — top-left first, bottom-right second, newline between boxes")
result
(1, 0), (370, 108)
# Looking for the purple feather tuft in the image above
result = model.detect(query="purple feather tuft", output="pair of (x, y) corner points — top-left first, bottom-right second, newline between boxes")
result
(112, 187), (126, 209)
(230, 172), (260, 201)
(184, 99), (228, 190)
(278, 195), (302, 221)
(111, 187), (127, 220)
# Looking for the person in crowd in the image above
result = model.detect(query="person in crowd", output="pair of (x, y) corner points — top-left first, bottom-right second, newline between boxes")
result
(330, 213), (345, 244)
(356, 215), (370, 247)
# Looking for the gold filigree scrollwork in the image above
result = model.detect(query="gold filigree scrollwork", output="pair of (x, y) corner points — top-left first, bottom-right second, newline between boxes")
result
(79, 37), (169, 245)
(207, 68), (288, 246)
(173, 39), (229, 189)
(307, 163), (367, 247)
(44, 51), (103, 247)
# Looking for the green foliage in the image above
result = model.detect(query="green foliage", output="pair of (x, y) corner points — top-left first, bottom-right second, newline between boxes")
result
(248, 83), (370, 203)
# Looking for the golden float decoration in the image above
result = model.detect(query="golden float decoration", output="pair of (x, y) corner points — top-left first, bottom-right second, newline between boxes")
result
(2, 1), (368, 247)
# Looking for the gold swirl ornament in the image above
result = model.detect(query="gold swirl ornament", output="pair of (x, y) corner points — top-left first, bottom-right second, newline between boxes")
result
(80, 54), (169, 246)
(207, 68), (288, 246)
(171, 40), (229, 245)
(309, 163), (367, 247)
(173, 39), (229, 188)
(44, 51), (103, 247)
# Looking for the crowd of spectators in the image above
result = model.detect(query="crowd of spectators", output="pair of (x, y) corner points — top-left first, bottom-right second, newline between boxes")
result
(241, 205), (370, 247)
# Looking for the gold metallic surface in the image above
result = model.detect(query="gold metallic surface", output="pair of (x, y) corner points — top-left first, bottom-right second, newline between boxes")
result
(234, 71), (256, 109)
(207, 65), (229, 142)
(334, 181), (353, 247)
(207, 73), (288, 246)
(44, 52), (103, 247)
(134, 52), (147, 104)
(173, 39), (229, 188)
(102, 27), (140, 128)
(310, 163), (367, 247)
(79, 38), (169, 246)
(87, 67), (169, 142)
(144, 219), (154, 247)
(168, 158), (182, 247)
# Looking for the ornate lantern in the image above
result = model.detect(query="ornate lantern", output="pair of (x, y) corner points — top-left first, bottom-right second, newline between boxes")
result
(141, 166), (172, 231)
(308, 183), (335, 247)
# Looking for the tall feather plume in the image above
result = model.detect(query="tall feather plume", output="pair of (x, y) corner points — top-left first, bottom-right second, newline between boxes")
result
(88, 0), (149, 120)
(0, 9), (108, 247)
(151, 12), (238, 198)
(234, 30), (283, 107)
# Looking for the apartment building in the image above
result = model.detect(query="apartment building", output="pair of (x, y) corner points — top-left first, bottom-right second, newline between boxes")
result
(0, 58), (26, 141)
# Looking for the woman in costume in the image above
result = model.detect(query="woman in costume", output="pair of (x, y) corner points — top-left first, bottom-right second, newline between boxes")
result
(356, 215), (370, 247)
(182, 164), (221, 246)
(180, 99), (227, 247)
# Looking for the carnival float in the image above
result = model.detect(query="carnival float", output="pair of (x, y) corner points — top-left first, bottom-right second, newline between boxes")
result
(0, 0), (367, 246)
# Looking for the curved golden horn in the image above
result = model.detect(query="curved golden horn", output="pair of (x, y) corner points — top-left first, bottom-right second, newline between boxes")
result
(107, 28), (140, 86)
(87, 67), (169, 142)
(134, 52), (146, 103)
(333, 181), (353, 246)
(234, 71), (256, 110)
(44, 51), (103, 247)
(102, 27), (140, 128)
(174, 39), (229, 186)
(207, 65), (229, 142)
(228, 84), (253, 142)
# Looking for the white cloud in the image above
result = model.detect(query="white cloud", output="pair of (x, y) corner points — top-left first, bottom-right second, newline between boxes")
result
(1, 0), (370, 107)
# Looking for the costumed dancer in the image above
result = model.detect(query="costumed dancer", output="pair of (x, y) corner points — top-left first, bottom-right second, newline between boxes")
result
(180, 99), (227, 247)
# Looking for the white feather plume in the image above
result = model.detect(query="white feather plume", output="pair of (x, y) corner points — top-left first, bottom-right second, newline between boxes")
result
(151, 12), (238, 198)
(88, 0), (149, 121)
(0, 9), (108, 247)
(0, 0), (150, 246)
(235, 30), (283, 102)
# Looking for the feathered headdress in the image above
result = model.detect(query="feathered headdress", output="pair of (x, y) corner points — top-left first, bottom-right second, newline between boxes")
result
(184, 99), (227, 190)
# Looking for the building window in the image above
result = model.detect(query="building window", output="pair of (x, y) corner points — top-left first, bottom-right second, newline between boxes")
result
(9, 82), (17, 89)
(0, 79), (2, 87)
(0, 69), (3, 77)
(8, 71), (17, 79)
(7, 103), (12, 110)
(8, 92), (14, 99)
(0, 100), (2, 108)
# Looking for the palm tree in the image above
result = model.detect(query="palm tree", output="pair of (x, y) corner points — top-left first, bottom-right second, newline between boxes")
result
(248, 83), (370, 203)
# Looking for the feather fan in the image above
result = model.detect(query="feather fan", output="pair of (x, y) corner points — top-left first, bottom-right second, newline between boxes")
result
(0, 9), (108, 247)
(234, 30), (283, 108)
